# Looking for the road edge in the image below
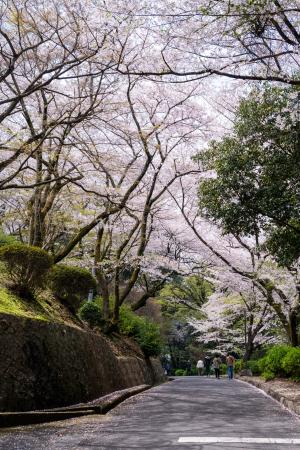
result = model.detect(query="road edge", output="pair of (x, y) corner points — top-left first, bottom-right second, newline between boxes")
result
(0, 384), (151, 428)
(237, 376), (300, 417)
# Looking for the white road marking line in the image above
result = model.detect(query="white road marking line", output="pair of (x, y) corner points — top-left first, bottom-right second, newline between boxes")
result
(178, 437), (300, 444)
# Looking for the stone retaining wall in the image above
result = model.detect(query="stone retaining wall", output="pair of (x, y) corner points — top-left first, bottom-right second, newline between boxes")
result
(0, 313), (164, 412)
(238, 376), (300, 416)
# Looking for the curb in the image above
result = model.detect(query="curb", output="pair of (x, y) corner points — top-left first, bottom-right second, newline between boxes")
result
(0, 384), (150, 428)
(237, 377), (300, 417)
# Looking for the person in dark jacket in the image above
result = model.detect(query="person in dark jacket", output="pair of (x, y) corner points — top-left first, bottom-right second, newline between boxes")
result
(204, 356), (211, 377)
(212, 355), (222, 379)
(186, 360), (191, 376)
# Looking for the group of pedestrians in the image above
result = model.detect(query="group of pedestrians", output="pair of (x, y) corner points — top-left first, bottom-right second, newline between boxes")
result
(196, 353), (235, 379)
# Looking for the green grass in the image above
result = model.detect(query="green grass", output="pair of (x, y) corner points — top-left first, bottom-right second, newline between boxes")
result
(0, 284), (82, 326)
(0, 287), (48, 321)
(0, 262), (81, 325)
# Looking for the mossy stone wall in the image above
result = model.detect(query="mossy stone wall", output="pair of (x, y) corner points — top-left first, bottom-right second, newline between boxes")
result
(0, 314), (164, 411)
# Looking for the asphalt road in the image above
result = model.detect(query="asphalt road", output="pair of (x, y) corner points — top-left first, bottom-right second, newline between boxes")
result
(1, 377), (300, 450)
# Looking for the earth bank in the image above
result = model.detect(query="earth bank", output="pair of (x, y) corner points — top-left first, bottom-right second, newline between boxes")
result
(0, 313), (164, 412)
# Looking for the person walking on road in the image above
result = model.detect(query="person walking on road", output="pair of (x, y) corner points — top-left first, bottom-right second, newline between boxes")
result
(212, 355), (222, 379)
(226, 353), (235, 379)
(186, 360), (192, 376)
(204, 356), (211, 377)
(196, 359), (204, 376)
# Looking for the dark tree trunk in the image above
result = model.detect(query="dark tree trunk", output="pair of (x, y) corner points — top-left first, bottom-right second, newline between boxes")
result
(243, 341), (254, 362)
(94, 225), (111, 322)
(288, 310), (299, 347)
(95, 270), (110, 321)
(112, 266), (120, 324)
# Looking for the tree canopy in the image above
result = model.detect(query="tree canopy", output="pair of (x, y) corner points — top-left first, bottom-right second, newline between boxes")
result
(1, 0), (300, 358)
(196, 84), (300, 266)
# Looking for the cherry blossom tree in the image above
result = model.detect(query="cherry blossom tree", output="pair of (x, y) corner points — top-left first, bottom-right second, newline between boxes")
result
(73, 78), (207, 325)
(190, 284), (282, 360)
(1, 0), (299, 342)
(0, 0), (126, 184)
(110, 0), (300, 85)
(167, 174), (300, 346)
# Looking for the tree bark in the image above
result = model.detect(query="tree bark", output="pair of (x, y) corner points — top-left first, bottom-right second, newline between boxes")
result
(243, 340), (254, 362)
(288, 310), (299, 347)
(94, 225), (110, 321)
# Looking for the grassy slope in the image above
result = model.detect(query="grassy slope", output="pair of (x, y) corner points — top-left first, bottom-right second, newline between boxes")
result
(0, 272), (83, 328)
(0, 260), (80, 326)
(0, 284), (144, 358)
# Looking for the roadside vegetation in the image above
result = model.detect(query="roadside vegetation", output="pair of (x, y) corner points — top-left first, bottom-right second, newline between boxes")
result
(234, 346), (300, 383)
(0, 240), (162, 357)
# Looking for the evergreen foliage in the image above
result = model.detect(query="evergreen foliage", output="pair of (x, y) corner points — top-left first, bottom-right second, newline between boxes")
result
(79, 301), (103, 327)
(195, 85), (300, 266)
(48, 265), (96, 311)
(258, 345), (292, 380)
(0, 244), (53, 298)
(282, 347), (300, 379)
(0, 232), (18, 247)
(174, 369), (186, 376)
(119, 306), (162, 357)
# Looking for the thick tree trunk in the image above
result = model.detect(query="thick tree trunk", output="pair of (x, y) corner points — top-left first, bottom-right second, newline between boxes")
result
(288, 310), (299, 347)
(243, 340), (254, 362)
(112, 267), (120, 324)
(95, 270), (110, 322)
(94, 225), (110, 321)
(30, 207), (45, 247)
(29, 148), (43, 247)
(131, 292), (151, 311)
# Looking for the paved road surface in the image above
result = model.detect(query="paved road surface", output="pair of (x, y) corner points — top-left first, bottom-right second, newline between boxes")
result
(1, 377), (300, 449)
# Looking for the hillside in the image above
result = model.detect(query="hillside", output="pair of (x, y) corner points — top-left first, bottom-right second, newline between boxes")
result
(0, 270), (83, 328)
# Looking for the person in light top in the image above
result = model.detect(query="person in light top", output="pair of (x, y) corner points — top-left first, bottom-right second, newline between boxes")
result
(196, 358), (204, 376)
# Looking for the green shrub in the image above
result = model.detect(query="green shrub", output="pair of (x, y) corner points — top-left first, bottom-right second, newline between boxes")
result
(231, 359), (260, 375)
(234, 360), (243, 373)
(48, 265), (96, 311)
(258, 356), (267, 374)
(282, 347), (300, 377)
(247, 360), (261, 376)
(175, 369), (185, 376)
(0, 232), (18, 247)
(257, 345), (291, 380)
(190, 367), (198, 376)
(79, 301), (103, 327)
(119, 306), (162, 357)
(260, 345), (290, 377)
(119, 306), (141, 336)
(0, 244), (53, 298)
(135, 320), (162, 357)
(220, 363), (227, 375)
(262, 370), (276, 381)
